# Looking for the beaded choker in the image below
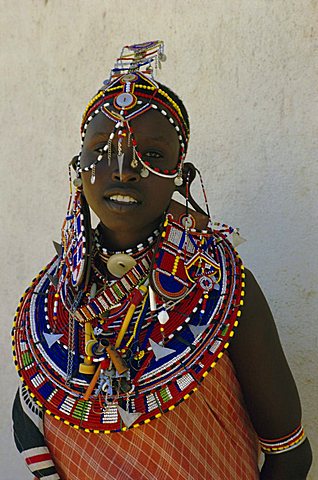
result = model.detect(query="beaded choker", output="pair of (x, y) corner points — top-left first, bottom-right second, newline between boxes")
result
(94, 227), (160, 258)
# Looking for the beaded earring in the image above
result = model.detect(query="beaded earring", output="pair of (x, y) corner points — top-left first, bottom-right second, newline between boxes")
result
(60, 163), (92, 291)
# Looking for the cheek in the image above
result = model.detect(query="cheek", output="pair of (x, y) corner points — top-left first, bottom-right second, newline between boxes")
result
(81, 173), (100, 205)
(144, 179), (175, 210)
(81, 173), (91, 193)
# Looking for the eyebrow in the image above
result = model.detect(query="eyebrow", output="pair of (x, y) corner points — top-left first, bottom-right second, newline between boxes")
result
(90, 132), (112, 141)
(86, 132), (111, 148)
(135, 134), (171, 145)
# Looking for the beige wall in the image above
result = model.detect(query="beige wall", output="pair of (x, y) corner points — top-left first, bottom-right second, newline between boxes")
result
(0, 1), (317, 477)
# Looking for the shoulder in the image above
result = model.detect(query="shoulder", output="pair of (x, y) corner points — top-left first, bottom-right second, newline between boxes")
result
(234, 267), (281, 346)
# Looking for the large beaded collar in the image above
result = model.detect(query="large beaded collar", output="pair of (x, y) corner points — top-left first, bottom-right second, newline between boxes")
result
(12, 201), (244, 433)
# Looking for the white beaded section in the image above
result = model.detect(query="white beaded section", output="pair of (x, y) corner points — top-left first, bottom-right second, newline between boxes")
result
(102, 404), (118, 423)
(59, 396), (76, 415)
(176, 373), (193, 391)
(30, 372), (45, 388)
(145, 393), (158, 412)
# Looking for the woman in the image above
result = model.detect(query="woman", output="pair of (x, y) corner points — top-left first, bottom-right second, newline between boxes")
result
(12, 41), (312, 479)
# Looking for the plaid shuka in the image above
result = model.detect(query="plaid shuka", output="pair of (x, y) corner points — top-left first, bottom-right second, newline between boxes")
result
(41, 354), (259, 480)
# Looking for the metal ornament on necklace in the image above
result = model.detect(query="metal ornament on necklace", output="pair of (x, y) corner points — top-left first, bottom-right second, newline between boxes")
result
(74, 250), (152, 323)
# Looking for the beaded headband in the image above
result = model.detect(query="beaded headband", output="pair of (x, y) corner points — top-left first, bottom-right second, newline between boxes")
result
(77, 41), (189, 185)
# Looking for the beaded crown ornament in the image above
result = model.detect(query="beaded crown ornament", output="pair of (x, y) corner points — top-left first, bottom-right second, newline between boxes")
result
(12, 41), (246, 434)
(77, 41), (189, 184)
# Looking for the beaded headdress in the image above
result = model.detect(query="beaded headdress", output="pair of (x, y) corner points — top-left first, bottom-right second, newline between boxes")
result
(76, 41), (189, 185)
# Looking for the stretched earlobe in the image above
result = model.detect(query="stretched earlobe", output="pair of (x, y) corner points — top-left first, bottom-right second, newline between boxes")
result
(70, 155), (80, 171)
(69, 155), (83, 187)
(175, 162), (195, 193)
(176, 162), (207, 216)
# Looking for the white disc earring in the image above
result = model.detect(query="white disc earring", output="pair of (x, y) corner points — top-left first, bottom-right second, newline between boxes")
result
(73, 177), (83, 187)
(174, 174), (183, 186)
(140, 167), (150, 178)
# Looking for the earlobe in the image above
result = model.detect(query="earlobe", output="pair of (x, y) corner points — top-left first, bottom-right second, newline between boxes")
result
(69, 155), (83, 187)
(175, 162), (207, 216)
(175, 162), (196, 193)
(70, 155), (80, 171)
(183, 162), (196, 184)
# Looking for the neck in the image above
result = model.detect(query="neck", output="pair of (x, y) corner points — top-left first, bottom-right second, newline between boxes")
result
(97, 219), (162, 252)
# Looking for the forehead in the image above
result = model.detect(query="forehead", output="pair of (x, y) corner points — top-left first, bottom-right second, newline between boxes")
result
(83, 109), (179, 148)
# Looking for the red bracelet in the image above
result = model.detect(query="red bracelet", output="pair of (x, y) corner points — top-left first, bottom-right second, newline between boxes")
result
(259, 425), (306, 454)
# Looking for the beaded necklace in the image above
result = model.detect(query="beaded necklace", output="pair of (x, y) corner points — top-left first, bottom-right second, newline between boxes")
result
(12, 201), (244, 433)
(94, 227), (160, 258)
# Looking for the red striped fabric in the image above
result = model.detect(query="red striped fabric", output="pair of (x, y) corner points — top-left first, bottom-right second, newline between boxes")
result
(44, 354), (260, 479)
(26, 453), (52, 465)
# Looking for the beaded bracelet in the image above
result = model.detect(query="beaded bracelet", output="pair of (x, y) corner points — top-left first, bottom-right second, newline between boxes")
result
(259, 425), (306, 454)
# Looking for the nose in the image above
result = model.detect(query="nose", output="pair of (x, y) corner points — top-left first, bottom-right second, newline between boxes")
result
(112, 168), (140, 183)
(111, 152), (140, 183)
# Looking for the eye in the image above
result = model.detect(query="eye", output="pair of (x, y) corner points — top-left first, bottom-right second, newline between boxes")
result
(94, 145), (107, 154)
(143, 151), (162, 159)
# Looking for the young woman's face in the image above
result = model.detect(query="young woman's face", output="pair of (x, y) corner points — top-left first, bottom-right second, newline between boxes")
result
(80, 109), (179, 244)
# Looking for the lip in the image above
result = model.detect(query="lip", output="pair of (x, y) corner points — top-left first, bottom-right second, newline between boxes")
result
(103, 188), (142, 212)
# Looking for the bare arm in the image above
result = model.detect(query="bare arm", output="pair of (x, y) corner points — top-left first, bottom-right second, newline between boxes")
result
(229, 269), (312, 479)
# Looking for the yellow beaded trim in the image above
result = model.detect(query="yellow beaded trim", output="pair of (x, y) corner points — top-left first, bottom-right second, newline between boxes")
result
(158, 88), (186, 130)
(135, 84), (156, 91)
(81, 91), (104, 128)
(81, 83), (188, 138)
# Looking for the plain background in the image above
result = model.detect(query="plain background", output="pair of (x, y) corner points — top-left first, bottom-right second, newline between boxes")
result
(0, 1), (317, 478)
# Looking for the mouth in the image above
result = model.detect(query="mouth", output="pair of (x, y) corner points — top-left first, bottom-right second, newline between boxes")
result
(103, 191), (142, 211)
(108, 194), (139, 205)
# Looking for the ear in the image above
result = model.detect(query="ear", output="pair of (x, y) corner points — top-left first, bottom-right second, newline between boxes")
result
(175, 162), (196, 195)
(176, 162), (207, 216)
(69, 155), (80, 172)
(69, 155), (83, 188)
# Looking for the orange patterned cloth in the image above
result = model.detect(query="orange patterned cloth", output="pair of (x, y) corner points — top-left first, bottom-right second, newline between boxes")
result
(43, 354), (260, 480)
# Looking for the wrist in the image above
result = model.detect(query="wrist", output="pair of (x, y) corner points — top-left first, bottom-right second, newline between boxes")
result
(260, 438), (312, 480)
